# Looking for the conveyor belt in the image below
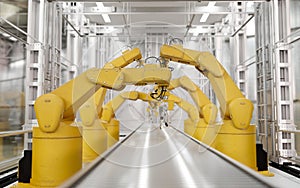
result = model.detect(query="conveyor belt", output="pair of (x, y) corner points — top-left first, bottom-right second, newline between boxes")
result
(62, 123), (276, 188)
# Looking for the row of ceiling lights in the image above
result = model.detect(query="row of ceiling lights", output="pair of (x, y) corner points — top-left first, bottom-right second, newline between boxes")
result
(0, 31), (17, 42)
(95, 1), (217, 24)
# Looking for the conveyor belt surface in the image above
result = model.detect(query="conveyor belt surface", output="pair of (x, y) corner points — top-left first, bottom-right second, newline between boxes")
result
(62, 123), (275, 188)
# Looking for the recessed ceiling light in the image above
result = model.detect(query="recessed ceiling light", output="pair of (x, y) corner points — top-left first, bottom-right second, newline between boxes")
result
(2, 33), (10, 37)
(9, 36), (17, 41)
(96, 2), (111, 23)
(200, 2), (216, 23)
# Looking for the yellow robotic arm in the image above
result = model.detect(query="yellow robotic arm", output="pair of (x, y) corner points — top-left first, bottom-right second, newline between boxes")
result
(160, 45), (273, 175)
(78, 88), (106, 127)
(35, 61), (171, 133)
(26, 48), (173, 187)
(101, 91), (199, 124)
(101, 91), (141, 123)
(168, 76), (217, 124)
(161, 44), (253, 130)
(164, 91), (199, 123)
(101, 91), (162, 124)
(78, 48), (143, 127)
(77, 50), (146, 162)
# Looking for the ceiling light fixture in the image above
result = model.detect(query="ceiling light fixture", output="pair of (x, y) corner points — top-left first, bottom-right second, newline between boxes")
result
(9, 36), (17, 42)
(96, 2), (111, 23)
(200, 2), (216, 23)
(2, 33), (10, 38)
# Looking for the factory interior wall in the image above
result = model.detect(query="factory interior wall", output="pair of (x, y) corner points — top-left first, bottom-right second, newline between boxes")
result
(0, 39), (25, 163)
(290, 0), (300, 155)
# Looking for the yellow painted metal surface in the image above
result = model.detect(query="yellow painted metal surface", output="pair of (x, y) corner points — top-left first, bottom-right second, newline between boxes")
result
(168, 76), (217, 124)
(30, 123), (82, 187)
(214, 120), (257, 170)
(101, 91), (139, 123)
(48, 48), (143, 119)
(121, 64), (171, 86)
(34, 94), (64, 133)
(165, 92), (199, 123)
(103, 48), (142, 69)
(160, 44), (251, 124)
(51, 69), (101, 119)
(167, 100), (175, 110)
(79, 88), (108, 163)
(228, 98), (254, 130)
(79, 49), (142, 163)
(202, 103), (218, 125)
(25, 48), (176, 187)
(160, 44), (267, 173)
(106, 119), (120, 148)
(79, 88), (107, 127)
(23, 44), (274, 188)
(259, 170), (274, 177)
(184, 118), (217, 147)
(80, 121), (107, 163)
(95, 68), (125, 90)
(185, 119), (257, 170)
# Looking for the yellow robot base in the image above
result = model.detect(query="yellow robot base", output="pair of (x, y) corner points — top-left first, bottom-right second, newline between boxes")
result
(185, 119), (273, 176)
(106, 119), (120, 149)
(82, 119), (119, 164)
(213, 120), (257, 171)
(18, 123), (82, 187)
(184, 119), (217, 147)
(81, 121), (107, 163)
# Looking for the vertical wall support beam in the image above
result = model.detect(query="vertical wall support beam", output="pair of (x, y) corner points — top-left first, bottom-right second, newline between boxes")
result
(255, 2), (276, 158)
(65, 2), (84, 80)
(87, 37), (97, 68)
(256, 0), (296, 164)
(24, 0), (45, 150)
(231, 2), (248, 98)
(66, 33), (82, 80)
(272, 0), (296, 163)
(24, 0), (62, 149)
(213, 27), (224, 105)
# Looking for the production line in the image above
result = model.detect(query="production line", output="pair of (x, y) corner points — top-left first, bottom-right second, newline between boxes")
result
(62, 124), (275, 188)
(1, 1), (300, 187)
(16, 44), (273, 187)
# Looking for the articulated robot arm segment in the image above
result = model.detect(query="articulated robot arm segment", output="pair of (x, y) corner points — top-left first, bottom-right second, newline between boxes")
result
(164, 92), (199, 123)
(78, 88), (107, 127)
(101, 91), (159, 124)
(168, 76), (217, 124)
(35, 48), (171, 133)
(48, 48), (143, 120)
(103, 48), (142, 69)
(101, 91), (199, 124)
(136, 92), (155, 102)
(161, 44), (253, 129)
(101, 91), (140, 123)
(79, 48), (143, 127)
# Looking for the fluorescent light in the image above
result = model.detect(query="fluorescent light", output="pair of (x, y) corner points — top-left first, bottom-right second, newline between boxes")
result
(199, 2), (216, 23)
(208, 2), (216, 7)
(96, 2), (111, 23)
(96, 2), (104, 7)
(190, 26), (210, 36)
(101, 14), (111, 23)
(192, 32), (199, 37)
(9, 36), (17, 41)
(2, 33), (10, 37)
(200, 13), (209, 23)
